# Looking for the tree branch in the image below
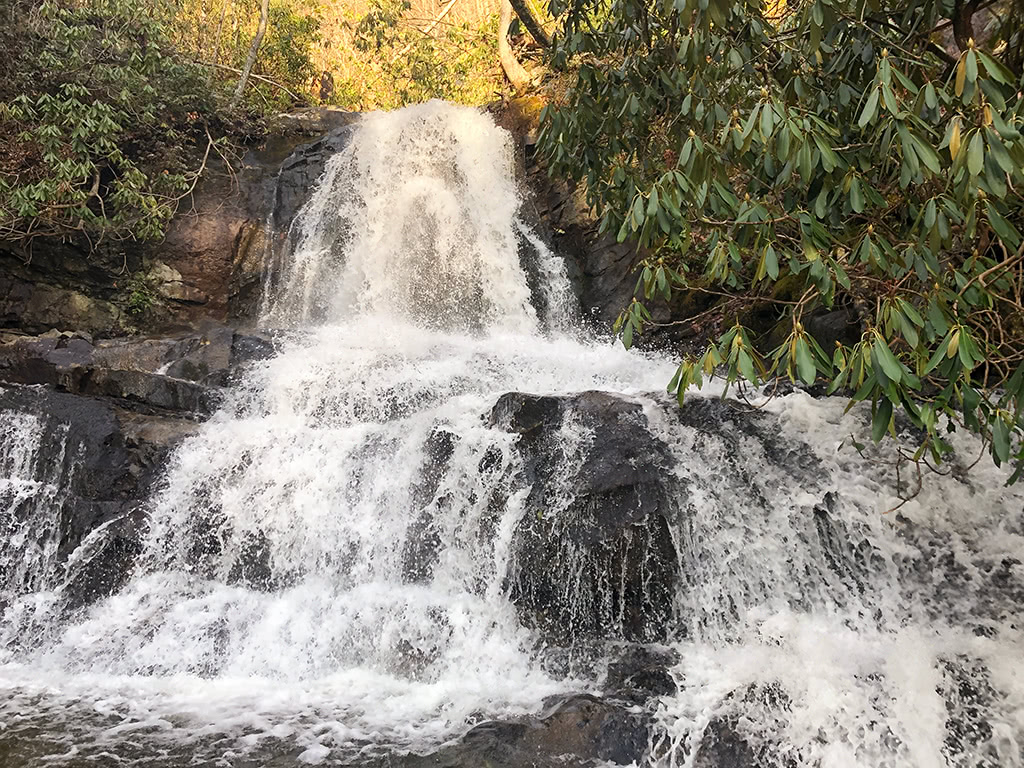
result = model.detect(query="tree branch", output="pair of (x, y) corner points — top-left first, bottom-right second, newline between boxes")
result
(509, 0), (551, 48)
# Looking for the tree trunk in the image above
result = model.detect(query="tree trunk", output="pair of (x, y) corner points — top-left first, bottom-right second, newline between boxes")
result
(509, 0), (550, 48)
(229, 0), (270, 109)
(952, 0), (977, 52)
(499, 0), (530, 91)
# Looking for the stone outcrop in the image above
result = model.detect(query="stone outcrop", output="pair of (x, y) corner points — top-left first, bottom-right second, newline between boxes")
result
(0, 322), (276, 613)
(492, 391), (680, 645)
(0, 324), (274, 414)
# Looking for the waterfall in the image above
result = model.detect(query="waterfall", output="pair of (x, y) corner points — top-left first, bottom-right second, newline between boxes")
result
(0, 411), (71, 620)
(1, 101), (1022, 768)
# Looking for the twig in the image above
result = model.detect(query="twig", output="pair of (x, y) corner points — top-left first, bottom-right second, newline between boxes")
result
(205, 61), (305, 103)
(390, 0), (460, 64)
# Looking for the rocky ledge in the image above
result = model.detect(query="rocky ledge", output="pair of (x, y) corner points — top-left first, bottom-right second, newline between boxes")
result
(0, 323), (275, 611)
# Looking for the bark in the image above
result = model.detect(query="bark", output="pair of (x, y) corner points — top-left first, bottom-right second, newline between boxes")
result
(229, 0), (270, 109)
(499, 0), (530, 91)
(509, 0), (551, 48)
(952, 0), (977, 52)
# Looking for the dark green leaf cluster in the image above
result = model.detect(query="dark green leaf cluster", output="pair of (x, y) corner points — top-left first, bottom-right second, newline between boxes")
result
(0, 0), (222, 244)
(541, 0), (1024, 481)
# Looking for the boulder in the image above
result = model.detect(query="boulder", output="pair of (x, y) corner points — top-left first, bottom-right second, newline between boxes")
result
(0, 273), (123, 336)
(603, 644), (680, 703)
(404, 694), (650, 768)
(0, 384), (197, 612)
(692, 720), (759, 768)
(492, 391), (680, 644)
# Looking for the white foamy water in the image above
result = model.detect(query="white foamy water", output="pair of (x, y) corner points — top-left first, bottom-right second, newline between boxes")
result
(646, 395), (1024, 768)
(1, 101), (1023, 768)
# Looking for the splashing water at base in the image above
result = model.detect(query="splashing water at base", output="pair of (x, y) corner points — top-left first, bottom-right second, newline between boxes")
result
(1, 101), (1023, 768)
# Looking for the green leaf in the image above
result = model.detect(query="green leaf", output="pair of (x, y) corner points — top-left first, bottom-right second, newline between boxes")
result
(737, 348), (757, 384)
(993, 417), (1011, 464)
(978, 51), (1013, 84)
(967, 131), (984, 176)
(897, 299), (923, 328)
(872, 398), (893, 443)
(899, 313), (919, 349)
(760, 103), (774, 138)
(965, 50), (978, 84)
(795, 336), (816, 386)
(849, 176), (864, 213)
(858, 88), (879, 129)
(667, 364), (682, 393)
(986, 202), (1022, 248)
(647, 187), (660, 217)
(911, 135), (941, 175)
(765, 245), (779, 280)
(985, 128), (1016, 175)
(873, 337), (904, 383)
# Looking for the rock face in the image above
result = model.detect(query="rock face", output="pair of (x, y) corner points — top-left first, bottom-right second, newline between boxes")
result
(491, 391), (680, 645)
(0, 324), (274, 414)
(0, 323), (276, 612)
(522, 152), (639, 330)
(0, 109), (359, 338)
(0, 383), (195, 612)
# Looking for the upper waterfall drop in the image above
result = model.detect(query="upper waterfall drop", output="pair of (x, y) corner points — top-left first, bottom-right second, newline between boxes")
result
(262, 101), (549, 333)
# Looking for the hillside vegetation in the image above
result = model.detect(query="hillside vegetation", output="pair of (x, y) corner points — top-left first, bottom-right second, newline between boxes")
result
(0, 0), (512, 248)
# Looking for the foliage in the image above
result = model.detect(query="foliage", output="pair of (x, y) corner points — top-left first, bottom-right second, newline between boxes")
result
(339, 0), (503, 110)
(0, 0), (504, 250)
(125, 278), (155, 316)
(539, 0), (1024, 481)
(262, 1), (322, 94)
(0, 0), (225, 245)
(165, 0), (322, 111)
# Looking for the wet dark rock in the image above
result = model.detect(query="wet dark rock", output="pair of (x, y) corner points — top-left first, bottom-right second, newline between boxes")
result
(407, 694), (650, 768)
(522, 155), (636, 330)
(492, 391), (680, 644)
(230, 331), (277, 369)
(402, 429), (458, 583)
(604, 645), (680, 702)
(271, 126), (356, 232)
(79, 368), (218, 415)
(692, 720), (758, 768)
(0, 324), (274, 416)
(672, 396), (821, 475)
(0, 384), (197, 611)
(227, 530), (276, 592)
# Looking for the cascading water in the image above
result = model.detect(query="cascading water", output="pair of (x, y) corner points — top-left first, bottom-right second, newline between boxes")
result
(1, 101), (1022, 768)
